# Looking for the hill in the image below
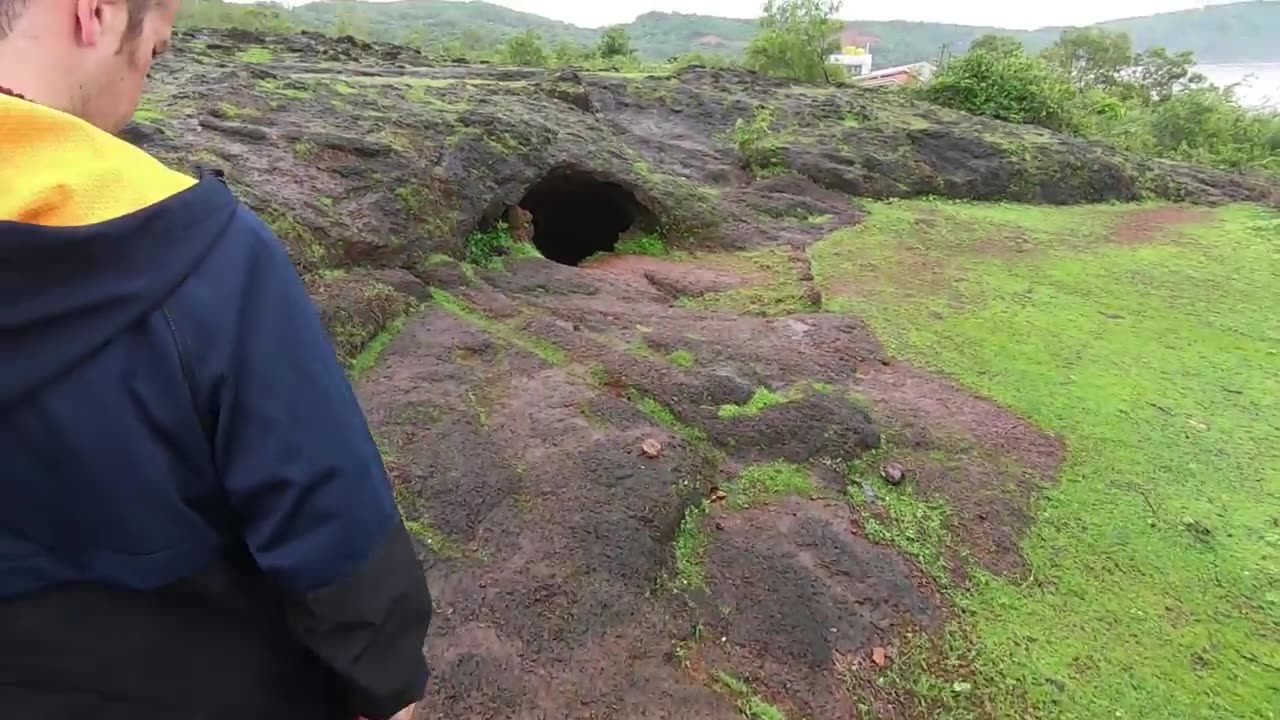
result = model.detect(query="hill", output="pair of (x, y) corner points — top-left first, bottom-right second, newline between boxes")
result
(271, 0), (1280, 64)
(290, 0), (596, 51)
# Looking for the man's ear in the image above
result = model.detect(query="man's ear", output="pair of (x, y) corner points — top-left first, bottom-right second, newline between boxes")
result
(74, 0), (125, 48)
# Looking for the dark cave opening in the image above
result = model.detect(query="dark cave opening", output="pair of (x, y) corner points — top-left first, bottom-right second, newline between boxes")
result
(519, 168), (651, 266)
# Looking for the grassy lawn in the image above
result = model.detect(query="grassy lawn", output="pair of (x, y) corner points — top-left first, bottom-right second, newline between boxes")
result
(811, 200), (1280, 718)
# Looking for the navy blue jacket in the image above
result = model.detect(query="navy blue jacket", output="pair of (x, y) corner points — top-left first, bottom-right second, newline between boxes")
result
(0, 176), (430, 720)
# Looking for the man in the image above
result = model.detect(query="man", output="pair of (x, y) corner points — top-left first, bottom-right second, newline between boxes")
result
(0, 0), (431, 718)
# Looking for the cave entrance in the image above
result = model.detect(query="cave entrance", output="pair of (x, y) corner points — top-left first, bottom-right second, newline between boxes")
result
(519, 168), (651, 266)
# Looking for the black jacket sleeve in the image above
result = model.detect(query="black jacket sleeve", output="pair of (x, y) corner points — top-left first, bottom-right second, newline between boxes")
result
(194, 204), (432, 719)
(287, 521), (433, 720)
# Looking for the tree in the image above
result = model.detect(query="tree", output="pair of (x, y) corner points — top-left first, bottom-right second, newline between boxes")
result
(332, 4), (370, 39)
(744, 0), (844, 83)
(553, 39), (593, 66)
(403, 25), (432, 51)
(597, 26), (634, 59)
(1124, 47), (1206, 103)
(503, 29), (548, 67)
(967, 34), (1025, 57)
(924, 42), (1077, 132)
(178, 0), (300, 33)
(1042, 28), (1134, 91)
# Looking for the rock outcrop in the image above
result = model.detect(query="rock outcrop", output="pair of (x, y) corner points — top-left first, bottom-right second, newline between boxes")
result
(124, 29), (1275, 719)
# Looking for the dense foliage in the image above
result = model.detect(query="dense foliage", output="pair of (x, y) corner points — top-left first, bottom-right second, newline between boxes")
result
(503, 30), (549, 67)
(925, 41), (1077, 131)
(744, 0), (844, 83)
(597, 26), (635, 59)
(177, 0), (1280, 65)
(924, 30), (1280, 171)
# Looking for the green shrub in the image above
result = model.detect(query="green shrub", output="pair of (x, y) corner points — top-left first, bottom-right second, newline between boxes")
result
(614, 232), (666, 256)
(921, 29), (1279, 172)
(465, 221), (541, 269)
(925, 42), (1077, 132)
(597, 26), (634, 59)
(1140, 88), (1280, 170)
(503, 30), (548, 68)
(745, 0), (844, 84)
(729, 106), (783, 173)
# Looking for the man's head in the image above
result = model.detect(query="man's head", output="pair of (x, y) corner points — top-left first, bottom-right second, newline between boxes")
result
(0, 0), (177, 132)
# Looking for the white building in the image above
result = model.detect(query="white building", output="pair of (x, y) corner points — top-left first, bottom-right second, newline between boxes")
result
(854, 62), (938, 88)
(827, 45), (873, 77)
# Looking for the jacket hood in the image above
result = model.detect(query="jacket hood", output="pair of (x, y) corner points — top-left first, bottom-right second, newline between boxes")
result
(0, 95), (239, 407)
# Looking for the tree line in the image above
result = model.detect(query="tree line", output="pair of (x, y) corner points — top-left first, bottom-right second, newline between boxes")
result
(179, 0), (1277, 172)
(923, 28), (1280, 171)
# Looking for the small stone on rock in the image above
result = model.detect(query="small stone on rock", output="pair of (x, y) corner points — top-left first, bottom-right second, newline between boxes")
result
(641, 438), (662, 458)
(880, 462), (905, 485)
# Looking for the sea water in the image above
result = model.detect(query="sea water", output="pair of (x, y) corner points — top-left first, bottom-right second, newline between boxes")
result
(1197, 63), (1280, 109)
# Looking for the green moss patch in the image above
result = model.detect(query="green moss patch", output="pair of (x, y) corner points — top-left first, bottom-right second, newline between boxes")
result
(717, 386), (797, 419)
(430, 288), (565, 365)
(715, 672), (787, 720)
(725, 461), (815, 510)
(667, 349), (695, 368)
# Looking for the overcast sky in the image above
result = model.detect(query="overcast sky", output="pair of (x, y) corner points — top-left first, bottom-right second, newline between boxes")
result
(457, 0), (1237, 29)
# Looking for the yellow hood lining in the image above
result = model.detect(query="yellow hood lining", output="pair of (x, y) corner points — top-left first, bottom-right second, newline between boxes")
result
(0, 95), (195, 227)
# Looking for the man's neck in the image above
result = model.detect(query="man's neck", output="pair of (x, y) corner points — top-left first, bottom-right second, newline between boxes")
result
(0, 41), (75, 114)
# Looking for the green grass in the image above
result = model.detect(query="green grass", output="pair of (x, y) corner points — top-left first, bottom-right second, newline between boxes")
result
(628, 390), (708, 445)
(667, 349), (696, 368)
(586, 362), (609, 386)
(292, 138), (317, 161)
(812, 199), (1280, 718)
(717, 387), (796, 419)
(216, 102), (249, 120)
(394, 185), (428, 215)
(626, 340), (658, 359)
(715, 672), (787, 720)
(402, 518), (458, 556)
(725, 461), (815, 510)
(614, 231), (667, 256)
(846, 450), (954, 585)
(255, 78), (310, 100)
(464, 221), (541, 270)
(430, 288), (566, 365)
(235, 47), (274, 63)
(393, 484), (458, 557)
(671, 500), (710, 589)
(679, 249), (816, 317)
(345, 306), (416, 380)
(132, 106), (166, 124)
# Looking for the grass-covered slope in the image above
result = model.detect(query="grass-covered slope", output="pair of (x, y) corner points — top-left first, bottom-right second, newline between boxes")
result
(812, 199), (1280, 717)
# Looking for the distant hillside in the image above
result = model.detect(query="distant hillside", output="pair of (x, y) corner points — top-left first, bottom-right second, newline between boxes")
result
(196, 0), (1279, 65)
(628, 1), (1280, 65)
(289, 0), (595, 51)
(1089, 1), (1278, 63)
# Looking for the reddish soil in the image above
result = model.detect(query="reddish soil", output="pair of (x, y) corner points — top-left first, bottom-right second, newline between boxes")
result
(1110, 206), (1215, 246)
(860, 363), (1064, 577)
(362, 250), (1065, 719)
(582, 254), (763, 299)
